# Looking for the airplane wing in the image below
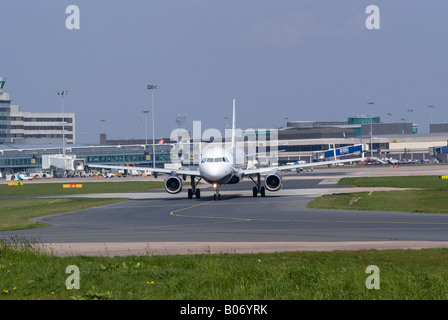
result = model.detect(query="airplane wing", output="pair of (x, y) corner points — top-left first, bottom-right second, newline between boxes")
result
(240, 156), (365, 176)
(87, 164), (201, 177)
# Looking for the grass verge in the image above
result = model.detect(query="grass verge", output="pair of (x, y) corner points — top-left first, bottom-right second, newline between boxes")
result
(336, 175), (448, 189)
(307, 175), (448, 213)
(2, 242), (448, 300)
(0, 181), (166, 196)
(307, 190), (448, 213)
(0, 198), (127, 231)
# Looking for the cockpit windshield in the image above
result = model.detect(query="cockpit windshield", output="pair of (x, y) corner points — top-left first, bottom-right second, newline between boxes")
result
(201, 157), (229, 163)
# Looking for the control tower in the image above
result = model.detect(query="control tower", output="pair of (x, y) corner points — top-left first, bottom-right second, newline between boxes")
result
(0, 77), (10, 100)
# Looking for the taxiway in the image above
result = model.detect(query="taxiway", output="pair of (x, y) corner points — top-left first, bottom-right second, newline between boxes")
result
(1, 165), (448, 256)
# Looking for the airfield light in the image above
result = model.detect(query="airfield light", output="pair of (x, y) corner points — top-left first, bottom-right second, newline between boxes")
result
(428, 105), (435, 125)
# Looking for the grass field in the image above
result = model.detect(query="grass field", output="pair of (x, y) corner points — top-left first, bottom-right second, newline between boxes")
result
(0, 180), (168, 231)
(336, 175), (448, 189)
(307, 175), (448, 213)
(0, 198), (127, 231)
(0, 180), (166, 196)
(1, 241), (448, 300)
(2, 175), (448, 300)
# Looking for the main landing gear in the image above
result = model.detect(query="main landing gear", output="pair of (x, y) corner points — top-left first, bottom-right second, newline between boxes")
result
(250, 173), (265, 197)
(187, 176), (202, 199)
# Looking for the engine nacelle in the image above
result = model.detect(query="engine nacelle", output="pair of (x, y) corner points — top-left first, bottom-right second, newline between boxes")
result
(264, 173), (282, 192)
(165, 175), (183, 194)
(226, 175), (240, 184)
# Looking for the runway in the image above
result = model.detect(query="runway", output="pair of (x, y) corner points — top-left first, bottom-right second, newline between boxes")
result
(2, 165), (448, 256)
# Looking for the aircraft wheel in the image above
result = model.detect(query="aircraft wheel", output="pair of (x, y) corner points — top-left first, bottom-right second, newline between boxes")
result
(188, 189), (193, 199)
(195, 188), (201, 199)
(252, 187), (257, 197)
(213, 194), (217, 200)
(260, 186), (266, 197)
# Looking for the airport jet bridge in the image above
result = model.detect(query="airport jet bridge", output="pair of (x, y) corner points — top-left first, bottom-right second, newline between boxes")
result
(42, 154), (85, 176)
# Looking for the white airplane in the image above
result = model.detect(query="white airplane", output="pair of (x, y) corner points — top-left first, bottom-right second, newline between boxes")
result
(88, 99), (365, 200)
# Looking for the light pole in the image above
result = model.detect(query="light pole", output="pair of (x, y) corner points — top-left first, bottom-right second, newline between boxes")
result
(407, 109), (414, 134)
(368, 102), (374, 158)
(58, 90), (67, 158)
(175, 113), (187, 142)
(407, 109), (414, 123)
(224, 116), (229, 129)
(401, 118), (406, 135)
(428, 105), (435, 129)
(147, 84), (157, 168)
(143, 110), (149, 145)
(101, 119), (106, 133)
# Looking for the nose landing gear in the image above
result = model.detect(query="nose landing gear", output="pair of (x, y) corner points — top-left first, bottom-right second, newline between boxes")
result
(213, 183), (221, 200)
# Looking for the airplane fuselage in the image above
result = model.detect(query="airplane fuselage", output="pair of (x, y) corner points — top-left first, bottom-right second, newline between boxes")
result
(198, 148), (235, 184)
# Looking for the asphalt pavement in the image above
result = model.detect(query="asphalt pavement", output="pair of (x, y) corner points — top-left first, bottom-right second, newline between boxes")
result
(2, 165), (448, 256)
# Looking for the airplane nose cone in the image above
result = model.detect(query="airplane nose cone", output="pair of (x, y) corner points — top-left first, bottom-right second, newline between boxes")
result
(201, 165), (221, 180)
(200, 164), (232, 183)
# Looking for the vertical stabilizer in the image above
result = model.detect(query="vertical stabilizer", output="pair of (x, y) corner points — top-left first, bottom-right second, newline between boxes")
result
(231, 99), (236, 164)
(231, 99), (236, 149)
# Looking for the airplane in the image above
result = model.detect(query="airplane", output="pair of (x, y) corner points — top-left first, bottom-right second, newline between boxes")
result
(88, 99), (365, 200)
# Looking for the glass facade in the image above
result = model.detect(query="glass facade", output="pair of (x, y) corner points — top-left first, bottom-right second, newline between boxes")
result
(348, 116), (381, 125)
(0, 157), (41, 168)
(0, 144), (172, 171)
(0, 100), (11, 144)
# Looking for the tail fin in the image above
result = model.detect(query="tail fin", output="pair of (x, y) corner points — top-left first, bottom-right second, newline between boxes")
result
(231, 99), (236, 150)
(231, 99), (236, 164)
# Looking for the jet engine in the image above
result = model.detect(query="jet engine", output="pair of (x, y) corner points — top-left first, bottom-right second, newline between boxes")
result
(226, 175), (240, 184)
(165, 175), (183, 194)
(264, 173), (282, 192)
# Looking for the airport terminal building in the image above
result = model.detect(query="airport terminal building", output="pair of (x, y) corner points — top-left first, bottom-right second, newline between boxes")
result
(1, 75), (448, 175)
(2, 116), (448, 176)
(276, 116), (447, 163)
(0, 77), (75, 146)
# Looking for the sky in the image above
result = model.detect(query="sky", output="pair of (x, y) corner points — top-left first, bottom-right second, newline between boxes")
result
(1, 0), (448, 144)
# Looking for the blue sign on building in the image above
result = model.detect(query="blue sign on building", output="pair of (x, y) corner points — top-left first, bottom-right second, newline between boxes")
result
(324, 144), (363, 158)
